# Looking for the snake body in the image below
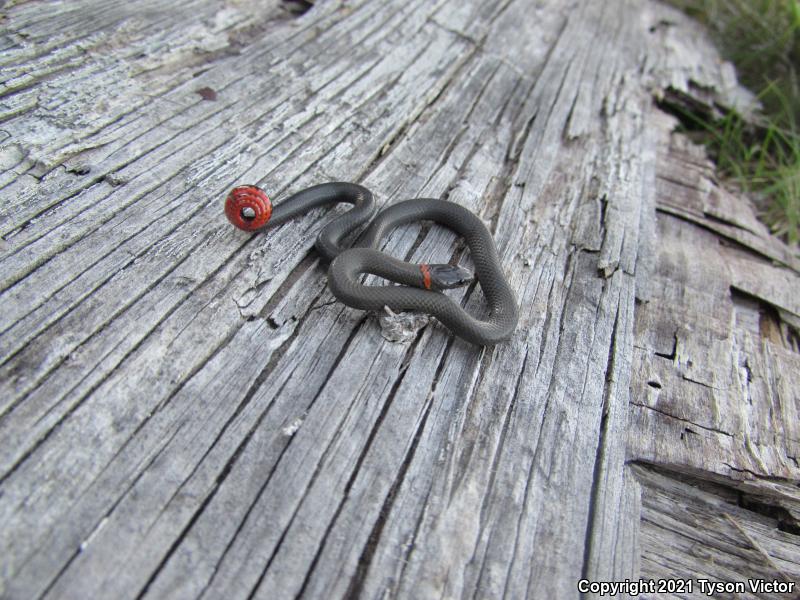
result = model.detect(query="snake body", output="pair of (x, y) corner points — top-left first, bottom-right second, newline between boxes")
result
(224, 182), (518, 345)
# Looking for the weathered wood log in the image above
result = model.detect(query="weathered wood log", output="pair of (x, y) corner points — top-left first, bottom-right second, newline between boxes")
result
(0, 0), (798, 598)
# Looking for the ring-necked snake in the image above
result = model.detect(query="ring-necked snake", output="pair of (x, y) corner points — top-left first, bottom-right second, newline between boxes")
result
(224, 183), (518, 345)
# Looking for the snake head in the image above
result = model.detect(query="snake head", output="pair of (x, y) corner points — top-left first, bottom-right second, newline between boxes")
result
(225, 185), (272, 231)
(425, 264), (474, 290)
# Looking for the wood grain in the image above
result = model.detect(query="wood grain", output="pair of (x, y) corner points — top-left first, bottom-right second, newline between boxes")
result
(1, 0), (798, 598)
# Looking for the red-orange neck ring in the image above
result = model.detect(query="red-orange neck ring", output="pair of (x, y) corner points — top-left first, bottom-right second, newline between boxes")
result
(420, 264), (432, 290)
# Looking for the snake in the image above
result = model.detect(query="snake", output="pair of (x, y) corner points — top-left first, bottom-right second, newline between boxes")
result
(224, 182), (518, 345)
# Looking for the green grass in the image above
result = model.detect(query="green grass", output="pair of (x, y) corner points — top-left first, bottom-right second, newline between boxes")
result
(669, 0), (800, 246)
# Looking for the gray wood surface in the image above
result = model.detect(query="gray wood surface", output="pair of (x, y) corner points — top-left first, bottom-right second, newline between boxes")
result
(1, 0), (798, 598)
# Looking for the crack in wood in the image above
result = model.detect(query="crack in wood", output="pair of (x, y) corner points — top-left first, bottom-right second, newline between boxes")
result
(630, 401), (734, 437)
(134, 371), (298, 600)
(338, 339), (452, 598)
(470, 346), (529, 591)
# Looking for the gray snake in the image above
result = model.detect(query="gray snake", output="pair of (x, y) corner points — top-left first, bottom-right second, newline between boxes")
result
(224, 182), (518, 345)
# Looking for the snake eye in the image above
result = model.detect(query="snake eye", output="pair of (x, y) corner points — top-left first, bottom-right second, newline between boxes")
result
(224, 185), (272, 231)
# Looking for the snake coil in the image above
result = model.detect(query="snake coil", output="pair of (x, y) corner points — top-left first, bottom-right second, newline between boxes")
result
(224, 182), (518, 345)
